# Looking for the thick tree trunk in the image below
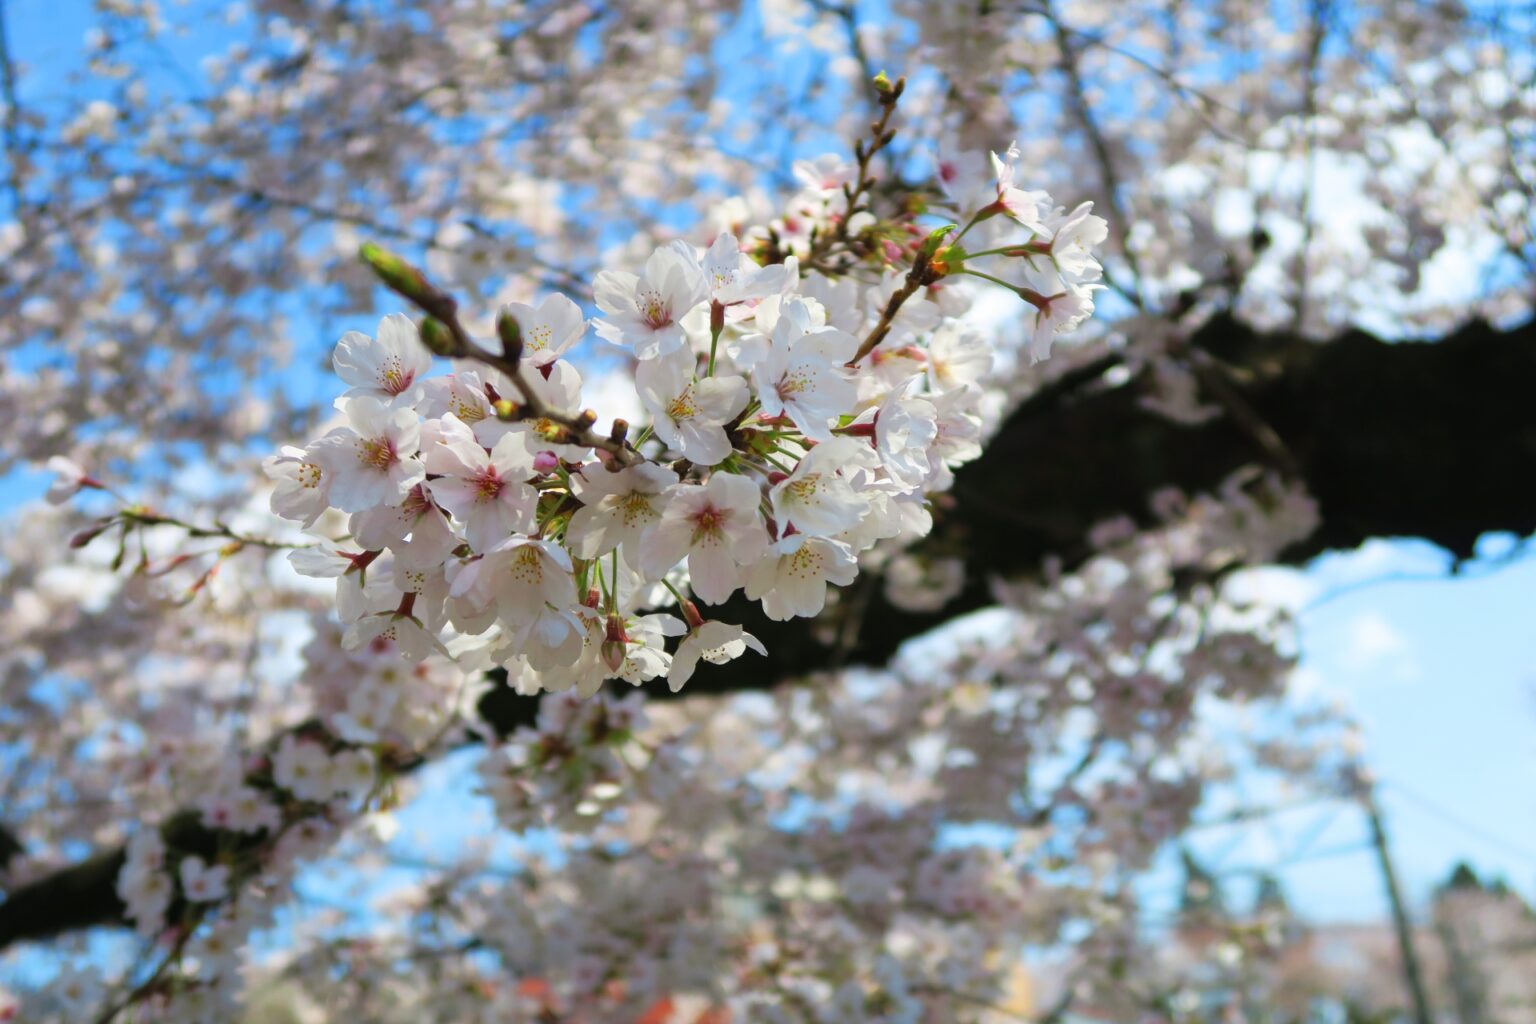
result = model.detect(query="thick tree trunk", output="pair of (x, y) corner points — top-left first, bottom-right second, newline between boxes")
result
(5, 314), (1535, 950)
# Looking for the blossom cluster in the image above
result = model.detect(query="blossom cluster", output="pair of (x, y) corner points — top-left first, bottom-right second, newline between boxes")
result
(105, 612), (471, 946)
(27, 454), (1346, 1024)
(307, 473), (1331, 1024)
(18, 128), (1111, 1022)
(265, 148), (1106, 699)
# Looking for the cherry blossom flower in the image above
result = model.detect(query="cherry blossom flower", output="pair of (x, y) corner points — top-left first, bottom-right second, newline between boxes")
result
(566, 461), (678, 560)
(327, 748), (378, 802)
(635, 349), (749, 466)
(927, 387), (986, 480)
(702, 231), (793, 306)
(420, 367), (500, 427)
(611, 612), (685, 685)
(116, 831), (172, 937)
(643, 472), (767, 603)
(768, 437), (873, 537)
(264, 445), (332, 528)
(499, 293), (587, 367)
(792, 154), (857, 197)
(987, 141), (1049, 233)
(178, 855), (230, 902)
(537, 611), (616, 698)
(745, 533), (859, 620)
(925, 323), (992, 393)
(498, 600), (590, 673)
(475, 358), (590, 460)
(451, 536), (576, 626)
(198, 785), (281, 834)
(872, 378), (939, 489)
(1019, 269), (1100, 364)
(593, 242), (707, 360)
(332, 313), (433, 404)
(273, 736), (335, 803)
(120, 874), (172, 937)
(350, 483), (459, 567)
(43, 455), (96, 506)
(48, 966), (103, 1013)
(1044, 201), (1109, 280)
(422, 414), (538, 552)
(344, 608), (443, 661)
(667, 620), (766, 691)
(753, 298), (859, 440)
(306, 397), (425, 513)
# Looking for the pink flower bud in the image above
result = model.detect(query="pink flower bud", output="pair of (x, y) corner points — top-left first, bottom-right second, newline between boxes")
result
(600, 614), (629, 673)
(69, 521), (113, 548)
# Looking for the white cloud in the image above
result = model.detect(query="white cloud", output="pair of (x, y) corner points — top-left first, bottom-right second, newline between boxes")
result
(1340, 611), (1420, 681)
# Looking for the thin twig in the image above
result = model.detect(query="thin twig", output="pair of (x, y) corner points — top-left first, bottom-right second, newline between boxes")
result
(850, 254), (940, 364)
(1179, 345), (1302, 478)
(1040, 0), (1145, 311)
(361, 244), (640, 467)
(803, 74), (905, 275)
(1293, 0), (1330, 332)
(808, 0), (881, 120)
(120, 508), (307, 551)
(94, 920), (200, 1024)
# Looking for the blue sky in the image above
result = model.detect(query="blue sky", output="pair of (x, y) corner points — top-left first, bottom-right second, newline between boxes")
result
(1162, 537), (1536, 923)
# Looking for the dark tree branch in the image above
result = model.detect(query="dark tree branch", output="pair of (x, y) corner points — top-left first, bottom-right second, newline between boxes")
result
(642, 312), (1536, 700)
(0, 824), (24, 872)
(4, 314), (1535, 950)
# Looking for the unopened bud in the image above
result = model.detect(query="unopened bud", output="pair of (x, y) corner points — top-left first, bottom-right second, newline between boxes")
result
(69, 519), (114, 548)
(573, 409), (598, 432)
(359, 242), (431, 304)
(609, 418), (629, 445)
(532, 451), (560, 474)
(418, 316), (457, 357)
(495, 309), (524, 366)
(930, 244), (966, 276)
(534, 420), (569, 443)
(872, 70), (894, 97)
(918, 223), (958, 262)
(600, 615), (629, 673)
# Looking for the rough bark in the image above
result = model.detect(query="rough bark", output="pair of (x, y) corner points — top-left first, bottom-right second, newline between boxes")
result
(4, 313), (1535, 950)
